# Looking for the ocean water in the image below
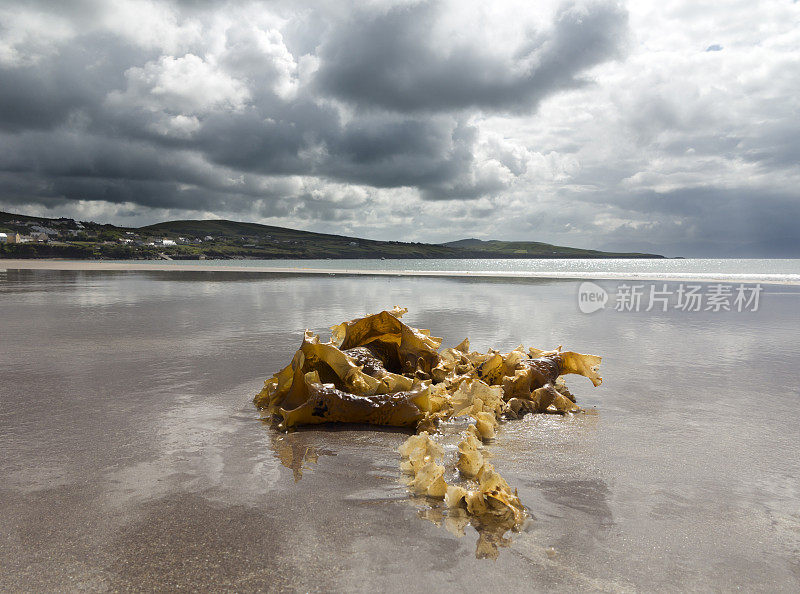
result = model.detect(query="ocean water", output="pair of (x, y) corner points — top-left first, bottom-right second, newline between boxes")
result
(1, 269), (799, 591)
(127, 256), (800, 274)
(98, 257), (800, 285)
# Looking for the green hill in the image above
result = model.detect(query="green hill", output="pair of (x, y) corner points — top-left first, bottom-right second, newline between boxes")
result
(0, 210), (663, 259)
(442, 238), (659, 258)
(140, 218), (462, 259)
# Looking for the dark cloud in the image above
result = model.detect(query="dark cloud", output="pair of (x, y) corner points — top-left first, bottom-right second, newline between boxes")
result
(557, 185), (800, 257)
(323, 117), (477, 190)
(315, 0), (628, 113)
(0, 169), (296, 218)
(0, 1), (629, 211)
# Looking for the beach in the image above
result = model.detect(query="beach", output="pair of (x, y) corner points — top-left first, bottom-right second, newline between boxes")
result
(1, 267), (799, 591)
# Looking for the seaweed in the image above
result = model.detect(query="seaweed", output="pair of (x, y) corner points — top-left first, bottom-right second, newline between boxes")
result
(254, 307), (603, 557)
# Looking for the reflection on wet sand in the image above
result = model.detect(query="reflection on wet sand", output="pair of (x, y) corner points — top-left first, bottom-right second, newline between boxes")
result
(414, 497), (524, 560)
(4, 271), (800, 590)
(266, 427), (336, 482)
(261, 408), (528, 560)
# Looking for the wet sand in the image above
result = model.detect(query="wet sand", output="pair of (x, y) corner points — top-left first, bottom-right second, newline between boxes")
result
(1, 269), (799, 591)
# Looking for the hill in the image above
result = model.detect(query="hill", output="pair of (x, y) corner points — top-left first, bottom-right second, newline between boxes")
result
(0, 210), (663, 259)
(139, 218), (464, 259)
(442, 238), (659, 258)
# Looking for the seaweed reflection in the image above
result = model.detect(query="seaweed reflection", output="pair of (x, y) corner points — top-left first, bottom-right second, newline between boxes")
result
(267, 429), (336, 482)
(412, 496), (526, 560)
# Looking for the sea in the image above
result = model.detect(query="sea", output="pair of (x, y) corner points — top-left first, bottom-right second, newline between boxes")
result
(1, 259), (799, 590)
(112, 256), (800, 279)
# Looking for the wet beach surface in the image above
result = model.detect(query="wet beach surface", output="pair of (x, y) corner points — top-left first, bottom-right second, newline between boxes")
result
(1, 269), (799, 591)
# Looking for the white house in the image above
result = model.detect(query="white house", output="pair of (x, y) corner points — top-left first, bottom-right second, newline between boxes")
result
(161, 239), (176, 246)
(0, 232), (7, 243)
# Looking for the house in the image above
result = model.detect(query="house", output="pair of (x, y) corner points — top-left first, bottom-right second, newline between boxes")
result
(0, 232), (7, 243)
(161, 239), (176, 246)
(5, 233), (22, 244)
(204, 236), (214, 241)
(32, 232), (49, 242)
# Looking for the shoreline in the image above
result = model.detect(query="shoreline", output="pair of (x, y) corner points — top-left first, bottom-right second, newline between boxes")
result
(1, 258), (798, 285)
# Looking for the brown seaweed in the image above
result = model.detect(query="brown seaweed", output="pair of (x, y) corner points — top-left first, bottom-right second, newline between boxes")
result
(279, 372), (431, 429)
(330, 306), (442, 376)
(254, 307), (603, 555)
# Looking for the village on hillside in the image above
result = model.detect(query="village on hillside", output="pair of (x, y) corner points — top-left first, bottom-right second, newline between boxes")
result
(0, 216), (227, 259)
(0, 217), (211, 247)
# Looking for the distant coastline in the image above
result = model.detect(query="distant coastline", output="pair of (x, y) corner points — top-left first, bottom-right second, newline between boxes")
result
(0, 209), (664, 260)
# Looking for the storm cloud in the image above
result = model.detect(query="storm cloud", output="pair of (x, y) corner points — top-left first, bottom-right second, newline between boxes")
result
(315, 1), (627, 113)
(0, 0), (798, 255)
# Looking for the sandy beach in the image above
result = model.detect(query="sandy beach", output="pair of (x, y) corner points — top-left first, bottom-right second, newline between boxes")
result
(2, 268), (799, 591)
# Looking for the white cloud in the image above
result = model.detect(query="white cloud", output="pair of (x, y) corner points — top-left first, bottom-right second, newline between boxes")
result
(220, 23), (300, 99)
(99, 0), (202, 54)
(108, 54), (250, 116)
(0, 5), (75, 66)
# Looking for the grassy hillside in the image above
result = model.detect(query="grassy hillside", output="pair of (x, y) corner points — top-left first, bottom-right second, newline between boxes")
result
(0, 210), (664, 259)
(141, 219), (326, 240)
(142, 218), (464, 258)
(443, 238), (660, 258)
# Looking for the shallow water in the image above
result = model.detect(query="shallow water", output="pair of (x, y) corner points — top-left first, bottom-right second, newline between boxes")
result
(1, 269), (798, 591)
(109, 256), (800, 277)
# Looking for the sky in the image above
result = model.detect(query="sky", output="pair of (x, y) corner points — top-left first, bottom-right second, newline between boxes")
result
(0, 0), (798, 256)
